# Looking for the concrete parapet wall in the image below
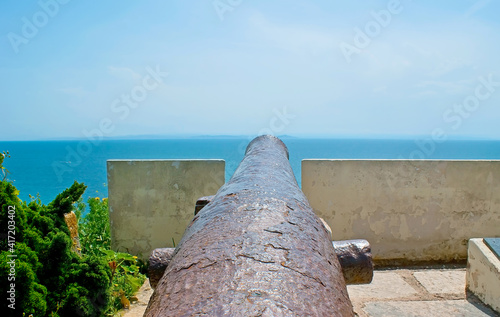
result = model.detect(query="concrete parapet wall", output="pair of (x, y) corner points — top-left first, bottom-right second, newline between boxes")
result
(301, 159), (500, 264)
(107, 159), (225, 260)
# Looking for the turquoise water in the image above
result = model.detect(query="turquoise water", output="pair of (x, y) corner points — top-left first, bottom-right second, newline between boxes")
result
(1, 137), (499, 204)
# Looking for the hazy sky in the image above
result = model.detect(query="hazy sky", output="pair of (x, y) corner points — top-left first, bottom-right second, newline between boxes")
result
(1, 0), (500, 140)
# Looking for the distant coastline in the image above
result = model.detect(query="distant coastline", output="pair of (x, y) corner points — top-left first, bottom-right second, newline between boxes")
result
(1, 133), (500, 142)
(1, 138), (500, 204)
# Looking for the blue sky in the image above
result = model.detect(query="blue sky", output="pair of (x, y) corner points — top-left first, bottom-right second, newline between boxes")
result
(1, 0), (500, 140)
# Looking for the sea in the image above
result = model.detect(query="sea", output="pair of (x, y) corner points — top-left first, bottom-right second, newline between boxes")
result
(1, 137), (499, 204)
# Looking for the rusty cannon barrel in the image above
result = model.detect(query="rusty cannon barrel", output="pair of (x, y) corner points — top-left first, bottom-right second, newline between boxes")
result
(149, 240), (373, 289)
(145, 135), (354, 316)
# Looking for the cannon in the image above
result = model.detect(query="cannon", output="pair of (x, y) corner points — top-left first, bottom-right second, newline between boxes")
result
(149, 240), (373, 290)
(145, 135), (372, 316)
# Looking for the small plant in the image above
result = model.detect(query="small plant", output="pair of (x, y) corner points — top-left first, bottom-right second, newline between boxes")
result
(102, 250), (145, 314)
(76, 197), (146, 314)
(78, 197), (111, 257)
(1, 150), (11, 181)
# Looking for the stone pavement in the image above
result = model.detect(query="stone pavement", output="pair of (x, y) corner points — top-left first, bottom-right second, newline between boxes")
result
(120, 268), (499, 316)
(118, 280), (153, 317)
(348, 268), (498, 317)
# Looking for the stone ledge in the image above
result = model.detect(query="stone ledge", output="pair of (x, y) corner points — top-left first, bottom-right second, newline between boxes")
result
(466, 238), (500, 313)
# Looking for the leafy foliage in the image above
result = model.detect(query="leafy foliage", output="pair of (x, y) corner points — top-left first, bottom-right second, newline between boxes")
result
(1, 151), (11, 181)
(76, 197), (146, 314)
(77, 197), (111, 257)
(0, 180), (111, 316)
(0, 154), (146, 316)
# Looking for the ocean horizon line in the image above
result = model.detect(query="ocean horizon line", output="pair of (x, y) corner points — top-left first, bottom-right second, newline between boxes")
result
(2, 134), (500, 142)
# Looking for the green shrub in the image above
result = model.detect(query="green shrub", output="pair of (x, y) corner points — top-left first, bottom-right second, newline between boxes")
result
(0, 180), (111, 316)
(0, 154), (145, 316)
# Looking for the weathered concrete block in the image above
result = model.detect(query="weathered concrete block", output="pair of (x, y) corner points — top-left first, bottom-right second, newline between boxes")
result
(302, 159), (500, 264)
(107, 159), (224, 261)
(466, 238), (500, 313)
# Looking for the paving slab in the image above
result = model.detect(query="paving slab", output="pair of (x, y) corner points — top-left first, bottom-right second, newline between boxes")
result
(413, 270), (465, 295)
(348, 271), (418, 300)
(363, 300), (498, 317)
(119, 269), (498, 317)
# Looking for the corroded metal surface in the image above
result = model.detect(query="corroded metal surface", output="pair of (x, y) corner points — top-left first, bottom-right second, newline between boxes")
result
(194, 195), (214, 215)
(333, 239), (373, 285)
(148, 248), (176, 289)
(145, 135), (354, 316)
(145, 136), (353, 316)
(149, 240), (374, 288)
